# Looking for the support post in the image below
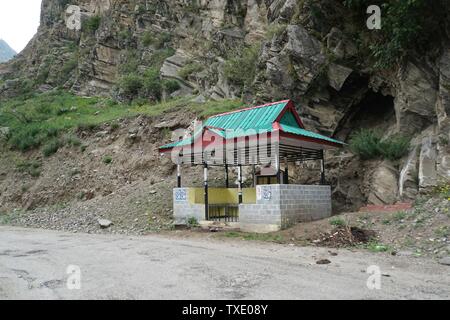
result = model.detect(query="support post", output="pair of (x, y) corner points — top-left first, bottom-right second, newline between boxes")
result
(284, 156), (289, 185)
(204, 163), (209, 220)
(275, 144), (280, 184)
(177, 164), (181, 188)
(320, 150), (326, 185)
(225, 163), (229, 188)
(252, 164), (256, 187)
(238, 165), (243, 204)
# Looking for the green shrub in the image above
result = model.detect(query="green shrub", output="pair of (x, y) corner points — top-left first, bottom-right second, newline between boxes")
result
(265, 23), (287, 40)
(178, 62), (203, 79)
(187, 216), (198, 227)
(393, 211), (406, 221)
(118, 29), (132, 42)
(329, 217), (346, 227)
(60, 58), (78, 77)
(364, 241), (391, 253)
(16, 160), (42, 178)
(163, 80), (181, 94)
(349, 129), (382, 160)
(379, 135), (410, 161)
(118, 50), (139, 75)
(110, 122), (120, 130)
(64, 134), (82, 147)
(143, 68), (162, 100)
(349, 129), (409, 161)
(223, 43), (260, 88)
(344, 0), (448, 69)
(103, 155), (113, 164)
(119, 73), (144, 98)
(142, 31), (171, 48)
(42, 139), (62, 157)
(9, 128), (42, 151)
(148, 48), (175, 68)
(83, 15), (101, 34)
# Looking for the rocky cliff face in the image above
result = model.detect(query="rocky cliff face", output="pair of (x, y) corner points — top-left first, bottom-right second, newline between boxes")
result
(0, 0), (449, 212)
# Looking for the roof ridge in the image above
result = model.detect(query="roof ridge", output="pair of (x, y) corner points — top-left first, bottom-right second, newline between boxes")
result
(208, 99), (291, 119)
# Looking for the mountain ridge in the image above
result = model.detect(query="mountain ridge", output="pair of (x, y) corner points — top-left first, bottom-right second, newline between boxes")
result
(0, 39), (16, 63)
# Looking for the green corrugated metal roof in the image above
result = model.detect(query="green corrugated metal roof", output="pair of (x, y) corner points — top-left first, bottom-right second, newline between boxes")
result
(204, 101), (288, 131)
(159, 100), (345, 150)
(281, 124), (344, 145)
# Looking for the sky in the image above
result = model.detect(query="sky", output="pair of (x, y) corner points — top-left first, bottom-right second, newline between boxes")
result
(0, 0), (42, 53)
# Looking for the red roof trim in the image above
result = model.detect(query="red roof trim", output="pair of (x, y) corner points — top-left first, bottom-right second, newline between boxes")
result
(274, 100), (305, 129)
(280, 131), (341, 148)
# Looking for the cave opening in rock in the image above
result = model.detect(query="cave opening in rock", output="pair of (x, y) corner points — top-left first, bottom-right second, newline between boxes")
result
(336, 90), (395, 141)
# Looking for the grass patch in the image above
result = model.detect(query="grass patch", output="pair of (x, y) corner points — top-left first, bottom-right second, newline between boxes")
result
(434, 226), (450, 238)
(0, 210), (21, 225)
(188, 99), (242, 118)
(393, 211), (406, 222)
(186, 216), (199, 227)
(42, 139), (62, 157)
(329, 217), (346, 226)
(0, 91), (243, 154)
(102, 155), (113, 164)
(141, 31), (171, 48)
(15, 160), (42, 177)
(83, 15), (101, 34)
(363, 241), (392, 253)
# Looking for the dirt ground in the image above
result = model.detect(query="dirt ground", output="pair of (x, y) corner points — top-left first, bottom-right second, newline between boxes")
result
(1, 226), (449, 300)
(161, 196), (450, 259)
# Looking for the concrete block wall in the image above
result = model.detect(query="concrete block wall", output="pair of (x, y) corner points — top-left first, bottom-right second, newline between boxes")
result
(239, 184), (331, 232)
(278, 184), (331, 228)
(173, 188), (205, 224)
(172, 185), (331, 232)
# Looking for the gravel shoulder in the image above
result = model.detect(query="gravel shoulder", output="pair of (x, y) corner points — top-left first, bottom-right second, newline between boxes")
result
(0, 226), (449, 300)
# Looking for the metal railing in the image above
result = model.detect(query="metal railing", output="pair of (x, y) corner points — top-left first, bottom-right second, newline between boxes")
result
(207, 204), (239, 222)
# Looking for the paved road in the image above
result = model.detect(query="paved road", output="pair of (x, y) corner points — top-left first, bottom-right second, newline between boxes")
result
(0, 226), (449, 299)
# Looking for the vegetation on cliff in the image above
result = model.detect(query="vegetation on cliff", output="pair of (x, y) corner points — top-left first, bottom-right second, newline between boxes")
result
(344, 0), (449, 68)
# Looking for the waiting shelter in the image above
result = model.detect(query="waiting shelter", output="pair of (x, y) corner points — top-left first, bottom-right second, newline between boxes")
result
(159, 100), (345, 232)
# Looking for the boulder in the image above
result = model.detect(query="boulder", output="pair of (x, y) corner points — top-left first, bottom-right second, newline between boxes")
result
(438, 257), (450, 266)
(399, 146), (419, 200)
(437, 48), (450, 133)
(265, 24), (326, 94)
(98, 219), (113, 228)
(436, 143), (450, 182)
(419, 136), (438, 189)
(325, 27), (358, 60)
(367, 162), (398, 205)
(395, 62), (438, 134)
(244, 0), (268, 43)
(328, 63), (353, 91)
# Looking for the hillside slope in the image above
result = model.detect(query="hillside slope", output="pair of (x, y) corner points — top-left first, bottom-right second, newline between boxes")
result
(0, 0), (449, 226)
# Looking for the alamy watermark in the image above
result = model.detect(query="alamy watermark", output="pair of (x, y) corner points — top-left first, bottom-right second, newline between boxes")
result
(66, 5), (82, 31)
(367, 5), (381, 30)
(366, 265), (382, 290)
(66, 264), (81, 290)
(167, 121), (279, 166)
